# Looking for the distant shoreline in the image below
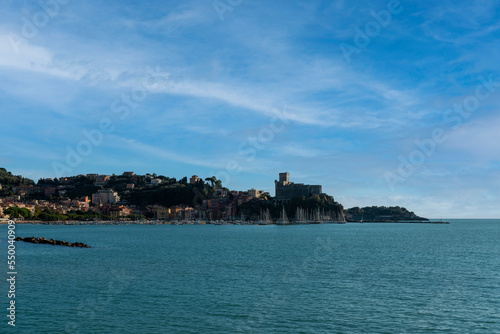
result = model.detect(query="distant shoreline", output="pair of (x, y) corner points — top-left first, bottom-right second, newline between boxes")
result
(1, 220), (450, 225)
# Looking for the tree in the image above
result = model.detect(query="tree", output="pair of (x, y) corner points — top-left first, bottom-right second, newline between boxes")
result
(19, 208), (32, 219)
(205, 176), (216, 187)
(261, 192), (271, 200)
(3, 207), (32, 219)
(4, 207), (20, 218)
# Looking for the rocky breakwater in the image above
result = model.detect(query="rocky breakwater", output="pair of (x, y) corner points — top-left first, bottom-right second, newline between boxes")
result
(15, 236), (90, 248)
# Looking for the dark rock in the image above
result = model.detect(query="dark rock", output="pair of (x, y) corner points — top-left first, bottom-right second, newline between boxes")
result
(15, 237), (90, 248)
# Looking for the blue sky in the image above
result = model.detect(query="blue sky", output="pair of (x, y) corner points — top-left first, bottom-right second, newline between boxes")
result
(1, 0), (499, 218)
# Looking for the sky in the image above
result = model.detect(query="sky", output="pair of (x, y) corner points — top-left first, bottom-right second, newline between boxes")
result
(0, 0), (499, 218)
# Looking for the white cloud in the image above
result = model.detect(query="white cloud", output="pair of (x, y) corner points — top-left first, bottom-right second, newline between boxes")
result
(0, 34), (53, 70)
(444, 116), (500, 159)
(282, 144), (325, 158)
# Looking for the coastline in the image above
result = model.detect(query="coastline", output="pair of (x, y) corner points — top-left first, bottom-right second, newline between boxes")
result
(1, 219), (450, 225)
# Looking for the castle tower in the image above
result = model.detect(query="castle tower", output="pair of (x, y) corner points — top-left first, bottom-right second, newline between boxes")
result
(275, 172), (322, 201)
(279, 172), (290, 185)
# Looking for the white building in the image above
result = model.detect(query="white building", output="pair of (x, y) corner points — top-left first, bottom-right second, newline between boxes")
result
(150, 179), (162, 187)
(93, 189), (120, 204)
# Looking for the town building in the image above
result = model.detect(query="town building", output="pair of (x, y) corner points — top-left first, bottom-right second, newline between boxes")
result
(170, 205), (194, 219)
(150, 178), (162, 186)
(95, 175), (110, 186)
(44, 187), (56, 196)
(151, 206), (169, 219)
(13, 186), (43, 195)
(39, 178), (54, 182)
(92, 189), (120, 204)
(59, 177), (72, 184)
(190, 175), (203, 184)
(248, 188), (262, 198)
(102, 205), (131, 219)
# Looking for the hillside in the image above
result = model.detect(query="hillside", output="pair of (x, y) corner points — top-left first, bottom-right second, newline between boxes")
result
(0, 168), (35, 195)
(346, 206), (428, 222)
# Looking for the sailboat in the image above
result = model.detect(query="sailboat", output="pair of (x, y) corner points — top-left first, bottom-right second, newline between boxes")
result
(276, 206), (289, 225)
(257, 208), (271, 225)
(293, 207), (306, 224)
(311, 207), (322, 224)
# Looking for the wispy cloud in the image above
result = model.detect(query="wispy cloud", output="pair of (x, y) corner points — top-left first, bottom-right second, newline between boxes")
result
(282, 144), (326, 158)
(111, 136), (226, 170)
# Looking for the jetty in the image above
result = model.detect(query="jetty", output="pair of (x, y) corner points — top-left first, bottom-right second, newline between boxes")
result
(15, 236), (90, 248)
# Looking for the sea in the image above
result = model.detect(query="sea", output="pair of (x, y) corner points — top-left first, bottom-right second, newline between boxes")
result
(1, 219), (499, 333)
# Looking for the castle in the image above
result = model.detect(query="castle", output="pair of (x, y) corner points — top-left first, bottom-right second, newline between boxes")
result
(274, 172), (322, 200)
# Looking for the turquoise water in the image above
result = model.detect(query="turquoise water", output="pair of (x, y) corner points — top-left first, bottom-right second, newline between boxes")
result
(2, 220), (500, 333)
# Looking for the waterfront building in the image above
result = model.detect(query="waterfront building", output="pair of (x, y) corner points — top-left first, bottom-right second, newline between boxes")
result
(151, 206), (169, 219)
